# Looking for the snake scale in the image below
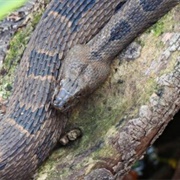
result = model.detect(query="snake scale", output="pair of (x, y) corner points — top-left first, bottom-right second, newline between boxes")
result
(0, 0), (179, 179)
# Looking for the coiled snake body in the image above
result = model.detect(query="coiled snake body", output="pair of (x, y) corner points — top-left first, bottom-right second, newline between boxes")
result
(0, 0), (179, 179)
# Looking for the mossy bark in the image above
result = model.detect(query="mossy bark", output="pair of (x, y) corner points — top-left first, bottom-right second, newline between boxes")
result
(36, 5), (180, 180)
(0, 0), (49, 99)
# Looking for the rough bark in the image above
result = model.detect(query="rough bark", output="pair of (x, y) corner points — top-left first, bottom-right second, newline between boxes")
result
(35, 5), (180, 180)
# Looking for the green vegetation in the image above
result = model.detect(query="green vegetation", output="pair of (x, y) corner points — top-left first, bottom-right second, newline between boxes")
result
(0, 0), (27, 20)
(0, 11), (44, 99)
(147, 7), (177, 37)
(150, 21), (165, 36)
(0, 25), (31, 98)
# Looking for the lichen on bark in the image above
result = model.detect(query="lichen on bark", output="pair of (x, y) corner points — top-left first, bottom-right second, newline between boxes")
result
(36, 4), (180, 180)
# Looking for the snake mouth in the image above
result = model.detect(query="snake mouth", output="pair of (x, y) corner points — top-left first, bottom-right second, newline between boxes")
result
(52, 88), (80, 112)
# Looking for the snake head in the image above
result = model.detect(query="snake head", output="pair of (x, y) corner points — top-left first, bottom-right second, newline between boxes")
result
(52, 45), (110, 112)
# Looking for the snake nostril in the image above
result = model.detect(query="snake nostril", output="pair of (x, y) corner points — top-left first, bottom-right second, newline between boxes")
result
(53, 99), (60, 106)
(53, 94), (63, 105)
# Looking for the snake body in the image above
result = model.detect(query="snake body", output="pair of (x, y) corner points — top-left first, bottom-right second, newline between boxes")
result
(0, 0), (179, 179)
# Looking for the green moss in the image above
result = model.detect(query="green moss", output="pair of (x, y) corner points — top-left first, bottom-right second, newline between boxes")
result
(149, 21), (165, 36)
(31, 12), (43, 29)
(4, 28), (31, 70)
(0, 4), (46, 99)
(0, 28), (30, 98)
(0, 29), (29, 98)
(146, 6), (177, 37)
